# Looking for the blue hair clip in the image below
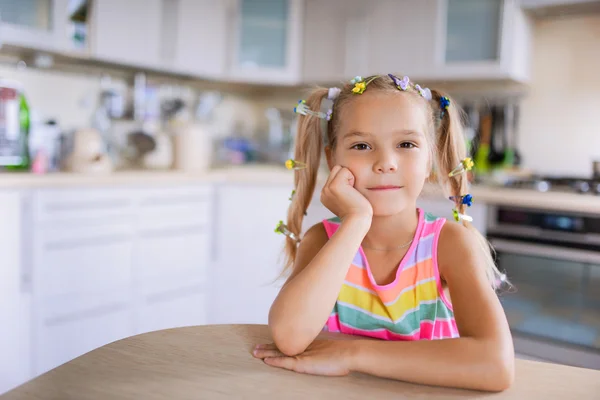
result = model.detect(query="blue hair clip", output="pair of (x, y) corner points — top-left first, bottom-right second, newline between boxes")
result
(449, 194), (473, 207)
(440, 96), (451, 118)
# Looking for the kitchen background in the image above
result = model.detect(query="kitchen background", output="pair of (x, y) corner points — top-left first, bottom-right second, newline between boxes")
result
(1, 0), (599, 395)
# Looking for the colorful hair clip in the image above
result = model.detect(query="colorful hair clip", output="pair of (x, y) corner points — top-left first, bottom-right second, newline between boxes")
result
(326, 109), (333, 121)
(285, 159), (307, 170)
(449, 193), (473, 207)
(294, 100), (328, 120)
(328, 87), (341, 100)
(289, 189), (296, 201)
(440, 96), (451, 110)
(415, 84), (432, 101)
(350, 75), (378, 94)
(452, 209), (473, 222)
(388, 74), (410, 91)
(275, 221), (300, 242)
(448, 157), (474, 177)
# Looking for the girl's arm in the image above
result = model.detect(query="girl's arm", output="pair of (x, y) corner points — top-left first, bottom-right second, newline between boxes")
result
(268, 215), (371, 357)
(347, 222), (515, 392)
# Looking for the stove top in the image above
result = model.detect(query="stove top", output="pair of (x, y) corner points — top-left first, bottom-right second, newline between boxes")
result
(503, 176), (600, 195)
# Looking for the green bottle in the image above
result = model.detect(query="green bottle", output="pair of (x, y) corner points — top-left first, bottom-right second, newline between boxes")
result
(1, 82), (30, 171)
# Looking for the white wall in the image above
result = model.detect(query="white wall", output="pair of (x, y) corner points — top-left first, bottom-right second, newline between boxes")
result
(518, 14), (600, 177)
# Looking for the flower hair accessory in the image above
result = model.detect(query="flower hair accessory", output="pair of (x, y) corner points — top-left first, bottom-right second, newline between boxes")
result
(326, 109), (333, 121)
(294, 100), (328, 120)
(452, 209), (473, 222)
(449, 194), (473, 207)
(275, 221), (300, 243)
(440, 96), (451, 118)
(328, 87), (341, 100)
(388, 74), (432, 100)
(350, 75), (379, 94)
(448, 157), (474, 177)
(285, 159), (307, 170)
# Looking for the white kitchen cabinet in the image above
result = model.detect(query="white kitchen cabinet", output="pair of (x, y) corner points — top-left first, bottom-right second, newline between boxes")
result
(228, 0), (304, 84)
(366, 0), (439, 79)
(210, 183), (294, 324)
(432, 0), (533, 82)
(132, 185), (213, 334)
(90, 0), (162, 67)
(0, 0), (85, 53)
(0, 191), (31, 395)
(34, 289), (132, 375)
(161, 0), (229, 78)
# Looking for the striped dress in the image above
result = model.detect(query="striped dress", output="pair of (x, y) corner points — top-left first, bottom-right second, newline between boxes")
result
(322, 208), (459, 340)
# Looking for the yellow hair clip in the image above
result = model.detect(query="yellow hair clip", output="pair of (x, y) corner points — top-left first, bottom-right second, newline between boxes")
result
(285, 159), (307, 170)
(452, 209), (473, 222)
(448, 157), (474, 177)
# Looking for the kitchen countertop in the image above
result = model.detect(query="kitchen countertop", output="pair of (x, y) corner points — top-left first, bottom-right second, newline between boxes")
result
(1, 166), (599, 214)
(2, 324), (599, 400)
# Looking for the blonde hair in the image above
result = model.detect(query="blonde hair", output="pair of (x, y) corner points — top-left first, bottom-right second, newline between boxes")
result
(283, 75), (504, 288)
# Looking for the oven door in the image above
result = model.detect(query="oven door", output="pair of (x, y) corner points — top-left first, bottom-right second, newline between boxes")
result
(489, 237), (600, 369)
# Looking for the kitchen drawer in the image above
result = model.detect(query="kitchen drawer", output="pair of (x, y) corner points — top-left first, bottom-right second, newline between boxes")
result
(32, 188), (134, 225)
(136, 185), (213, 219)
(135, 282), (207, 334)
(34, 223), (134, 297)
(35, 289), (132, 375)
(134, 225), (210, 286)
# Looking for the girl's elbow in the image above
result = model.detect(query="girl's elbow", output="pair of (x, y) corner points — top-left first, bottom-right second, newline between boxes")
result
(270, 326), (308, 356)
(485, 349), (515, 392)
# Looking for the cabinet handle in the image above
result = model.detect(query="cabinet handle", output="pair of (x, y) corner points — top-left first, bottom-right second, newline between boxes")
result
(138, 225), (206, 238)
(139, 195), (209, 207)
(44, 302), (128, 326)
(146, 284), (205, 304)
(44, 199), (130, 213)
(21, 193), (33, 293)
(45, 234), (132, 250)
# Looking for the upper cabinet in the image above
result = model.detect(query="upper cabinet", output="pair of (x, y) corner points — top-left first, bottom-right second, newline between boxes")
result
(90, 0), (162, 68)
(164, 0), (229, 78)
(227, 0), (304, 84)
(367, 0), (439, 80)
(0, 0), (86, 53)
(432, 0), (533, 82)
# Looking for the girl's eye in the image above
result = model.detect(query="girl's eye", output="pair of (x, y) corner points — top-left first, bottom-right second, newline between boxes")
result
(351, 143), (371, 150)
(399, 142), (416, 149)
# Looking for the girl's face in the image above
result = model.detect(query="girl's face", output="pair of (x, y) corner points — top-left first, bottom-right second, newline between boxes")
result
(326, 91), (431, 216)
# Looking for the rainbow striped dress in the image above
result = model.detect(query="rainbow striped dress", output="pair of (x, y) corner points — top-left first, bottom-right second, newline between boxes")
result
(322, 208), (459, 341)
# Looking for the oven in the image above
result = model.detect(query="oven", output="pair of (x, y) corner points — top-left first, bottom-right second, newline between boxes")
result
(486, 205), (600, 369)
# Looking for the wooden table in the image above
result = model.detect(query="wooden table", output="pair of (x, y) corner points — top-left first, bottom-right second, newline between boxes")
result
(2, 325), (599, 399)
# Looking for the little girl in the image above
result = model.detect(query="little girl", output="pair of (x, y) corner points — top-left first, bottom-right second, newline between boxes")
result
(253, 75), (514, 392)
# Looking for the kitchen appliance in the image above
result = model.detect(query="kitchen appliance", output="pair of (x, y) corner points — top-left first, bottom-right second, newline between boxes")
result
(503, 175), (600, 195)
(487, 205), (600, 369)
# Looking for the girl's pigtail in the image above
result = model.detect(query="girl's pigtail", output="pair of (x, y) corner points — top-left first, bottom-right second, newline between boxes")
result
(282, 88), (330, 276)
(431, 89), (507, 290)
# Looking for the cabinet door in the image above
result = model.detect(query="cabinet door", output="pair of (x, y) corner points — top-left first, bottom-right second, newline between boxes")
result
(0, 0), (77, 52)
(228, 0), (303, 84)
(210, 184), (293, 324)
(35, 290), (132, 375)
(0, 191), (31, 395)
(169, 0), (229, 78)
(301, 0), (347, 83)
(91, 0), (162, 67)
(366, 0), (438, 79)
(136, 282), (207, 334)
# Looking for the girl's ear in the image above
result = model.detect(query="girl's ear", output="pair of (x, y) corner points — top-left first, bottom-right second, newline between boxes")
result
(325, 145), (335, 169)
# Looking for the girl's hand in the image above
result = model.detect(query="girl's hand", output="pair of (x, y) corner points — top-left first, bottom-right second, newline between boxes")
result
(252, 340), (354, 377)
(320, 166), (373, 223)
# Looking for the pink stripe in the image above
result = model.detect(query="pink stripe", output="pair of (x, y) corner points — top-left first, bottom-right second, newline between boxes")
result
(431, 218), (454, 311)
(325, 314), (341, 332)
(339, 321), (421, 341)
(420, 319), (459, 339)
(420, 220), (439, 237)
(322, 220), (338, 238)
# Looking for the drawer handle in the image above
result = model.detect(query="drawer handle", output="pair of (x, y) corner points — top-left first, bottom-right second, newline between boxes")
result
(138, 225), (206, 238)
(146, 284), (205, 304)
(45, 199), (130, 212)
(44, 302), (128, 326)
(45, 234), (132, 250)
(140, 195), (209, 207)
